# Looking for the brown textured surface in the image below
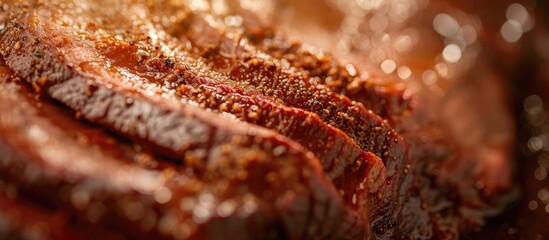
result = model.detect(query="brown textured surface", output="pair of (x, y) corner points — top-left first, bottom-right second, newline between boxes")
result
(0, 0), (535, 239)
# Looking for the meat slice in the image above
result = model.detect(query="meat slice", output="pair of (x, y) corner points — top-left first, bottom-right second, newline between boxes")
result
(0, 0), (518, 239)
(183, 0), (412, 120)
(246, 33), (413, 121)
(0, 0), (389, 238)
(162, 14), (408, 232)
(96, 4), (406, 232)
(176, 83), (386, 209)
(170, 13), (406, 175)
(2, 0), (400, 234)
(0, 60), (365, 239)
(180, 1), (412, 121)
(95, 5), (406, 186)
(178, 84), (385, 180)
(81, 18), (386, 201)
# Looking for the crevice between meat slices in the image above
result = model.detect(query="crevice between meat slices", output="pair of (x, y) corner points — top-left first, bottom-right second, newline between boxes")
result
(0, 1), (376, 239)
(0, 61), (364, 239)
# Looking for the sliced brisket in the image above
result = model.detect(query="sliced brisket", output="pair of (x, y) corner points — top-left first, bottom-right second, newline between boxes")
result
(0, 0), (517, 239)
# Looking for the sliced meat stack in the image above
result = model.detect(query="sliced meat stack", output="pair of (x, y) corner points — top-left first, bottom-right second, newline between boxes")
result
(0, 0), (514, 239)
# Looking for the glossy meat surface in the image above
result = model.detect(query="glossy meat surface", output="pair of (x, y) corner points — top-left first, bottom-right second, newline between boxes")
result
(0, 0), (520, 239)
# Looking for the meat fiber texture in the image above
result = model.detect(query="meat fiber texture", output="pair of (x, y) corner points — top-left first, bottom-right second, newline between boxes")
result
(0, 0), (514, 239)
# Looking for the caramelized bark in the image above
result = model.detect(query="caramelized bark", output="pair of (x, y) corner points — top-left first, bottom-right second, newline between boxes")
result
(0, 0), (520, 239)
(246, 33), (412, 120)
(0, 64), (364, 239)
(0, 1), (373, 238)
